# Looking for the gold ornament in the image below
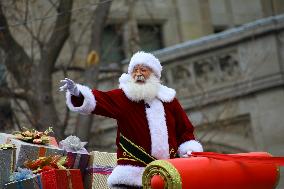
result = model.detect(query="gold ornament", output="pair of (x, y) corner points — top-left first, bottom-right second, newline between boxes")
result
(87, 51), (100, 66)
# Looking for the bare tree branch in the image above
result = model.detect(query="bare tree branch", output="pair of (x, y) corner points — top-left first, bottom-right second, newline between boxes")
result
(61, 69), (70, 137)
(0, 87), (27, 100)
(64, 14), (94, 68)
(53, 65), (121, 73)
(10, 94), (35, 128)
(75, 0), (112, 140)
(53, 65), (85, 73)
(0, 2), (32, 89)
(127, 0), (140, 54)
(42, 0), (73, 70)
(31, 0), (74, 139)
(36, 4), (56, 48)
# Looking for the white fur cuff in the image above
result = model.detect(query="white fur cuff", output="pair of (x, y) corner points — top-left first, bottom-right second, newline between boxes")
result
(178, 140), (203, 157)
(107, 165), (144, 187)
(66, 84), (96, 114)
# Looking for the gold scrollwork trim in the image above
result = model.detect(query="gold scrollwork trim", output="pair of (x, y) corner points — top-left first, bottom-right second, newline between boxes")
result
(142, 160), (182, 189)
(121, 134), (156, 161)
(117, 158), (138, 162)
(0, 144), (16, 150)
(119, 143), (147, 166)
(123, 151), (132, 158)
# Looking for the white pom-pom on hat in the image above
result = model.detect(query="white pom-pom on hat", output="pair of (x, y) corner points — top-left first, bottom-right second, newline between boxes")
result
(128, 51), (162, 78)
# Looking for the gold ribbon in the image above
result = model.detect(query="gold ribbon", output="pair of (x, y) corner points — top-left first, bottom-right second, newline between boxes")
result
(0, 143), (15, 149)
(142, 160), (182, 189)
(0, 144), (16, 175)
(66, 170), (73, 189)
(38, 147), (47, 157)
(87, 51), (100, 66)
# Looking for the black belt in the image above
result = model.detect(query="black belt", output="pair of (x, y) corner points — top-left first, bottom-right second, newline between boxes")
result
(119, 134), (157, 165)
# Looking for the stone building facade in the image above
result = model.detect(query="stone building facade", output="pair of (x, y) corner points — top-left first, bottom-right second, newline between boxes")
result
(94, 14), (284, 188)
(92, 0), (284, 154)
(1, 1), (284, 187)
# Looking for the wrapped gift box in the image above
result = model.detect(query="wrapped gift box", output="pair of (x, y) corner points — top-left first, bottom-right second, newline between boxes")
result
(84, 151), (116, 189)
(0, 133), (15, 144)
(66, 152), (90, 177)
(0, 133), (64, 167)
(0, 133), (58, 147)
(0, 144), (16, 188)
(4, 174), (42, 189)
(143, 152), (280, 189)
(41, 169), (84, 189)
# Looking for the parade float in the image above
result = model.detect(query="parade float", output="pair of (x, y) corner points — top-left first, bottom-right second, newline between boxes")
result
(143, 152), (283, 189)
(1, 127), (284, 189)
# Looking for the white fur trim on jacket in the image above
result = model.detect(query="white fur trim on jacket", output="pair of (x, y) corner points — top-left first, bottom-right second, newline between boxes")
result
(119, 73), (176, 102)
(128, 51), (162, 78)
(157, 85), (176, 102)
(178, 140), (203, 157)
(146, 98), (170, 159)
(66, 84), (96, 115)
(107, 165), (144, 188)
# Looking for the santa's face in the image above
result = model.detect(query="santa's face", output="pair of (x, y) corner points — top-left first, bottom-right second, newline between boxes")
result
(131, 64), (153, 84)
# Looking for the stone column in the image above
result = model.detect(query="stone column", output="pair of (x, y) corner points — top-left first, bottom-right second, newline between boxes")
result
(176, 0), (213, 40)
(224, 0), (235, 28)
(261, 0), (284, 16)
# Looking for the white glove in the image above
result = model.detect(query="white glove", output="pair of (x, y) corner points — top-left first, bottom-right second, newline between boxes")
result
(59, 78), (80, 96)
(182, 151), (192, 158)
(178, 140), (203, 158)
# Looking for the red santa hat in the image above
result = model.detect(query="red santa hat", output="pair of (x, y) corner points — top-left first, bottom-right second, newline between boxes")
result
(128, 51), (162, 78)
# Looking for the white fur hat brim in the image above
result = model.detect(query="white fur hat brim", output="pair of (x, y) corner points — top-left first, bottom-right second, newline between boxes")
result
(128, 51), (162, 78)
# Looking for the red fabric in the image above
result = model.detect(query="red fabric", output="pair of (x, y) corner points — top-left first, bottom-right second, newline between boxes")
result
(41, 169), (84, 189)
(38, 147), (47, 157)
(151, 175), (165, 189)
(192, 152), (284, 166)
(41, 170), (58, 189)
(158, 152), (279, 189)
(71, 88), (195, 166)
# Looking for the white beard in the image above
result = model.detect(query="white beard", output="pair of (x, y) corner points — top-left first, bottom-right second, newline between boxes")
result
(123, 74), (160, 102)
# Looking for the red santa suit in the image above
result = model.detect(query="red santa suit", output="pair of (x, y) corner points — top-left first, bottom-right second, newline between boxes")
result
(65, 52), (203, 188)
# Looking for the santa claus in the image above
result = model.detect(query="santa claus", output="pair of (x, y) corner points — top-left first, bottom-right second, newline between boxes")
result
(60, 51), (203, 189)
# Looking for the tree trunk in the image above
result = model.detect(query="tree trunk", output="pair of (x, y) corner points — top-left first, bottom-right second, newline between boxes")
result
(0, 0), (73, 140)
(34, 0), (73, 139)
(126, 0), (140, 56)
(75, 0), (112, 141)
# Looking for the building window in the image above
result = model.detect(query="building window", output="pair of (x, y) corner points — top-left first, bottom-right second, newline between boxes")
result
(138, 24), (163, 52)
(101, 24), (125, 65)
(213, 26), (228, 34)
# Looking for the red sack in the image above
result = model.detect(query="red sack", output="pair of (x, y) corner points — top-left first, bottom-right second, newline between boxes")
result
(143, 152), (283, 189)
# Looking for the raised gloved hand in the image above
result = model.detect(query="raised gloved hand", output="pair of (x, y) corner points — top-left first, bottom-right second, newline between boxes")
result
(59, 78), (80, 96)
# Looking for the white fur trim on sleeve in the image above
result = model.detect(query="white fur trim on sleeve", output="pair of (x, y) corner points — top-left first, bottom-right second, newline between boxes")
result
(66, 84), (96, 115)
(178, 140), (203, 157)
(107, 165), (144, 187)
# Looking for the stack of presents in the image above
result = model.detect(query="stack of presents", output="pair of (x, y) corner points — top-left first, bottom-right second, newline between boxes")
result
(0, 127), (116, 189)
(0, 127), (283, 189)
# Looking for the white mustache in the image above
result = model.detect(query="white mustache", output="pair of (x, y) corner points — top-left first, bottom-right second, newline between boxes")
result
(135, 75), (146, 82)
